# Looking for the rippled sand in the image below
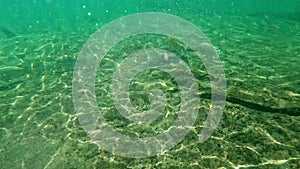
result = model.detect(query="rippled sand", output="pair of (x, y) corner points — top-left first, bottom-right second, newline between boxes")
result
(0, 11), (299, 169)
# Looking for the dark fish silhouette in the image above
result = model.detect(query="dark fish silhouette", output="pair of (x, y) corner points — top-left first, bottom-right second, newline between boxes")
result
(1, 27), (16, 38)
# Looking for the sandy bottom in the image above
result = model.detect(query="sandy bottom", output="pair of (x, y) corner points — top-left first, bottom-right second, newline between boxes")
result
(0, 13), (299, 168)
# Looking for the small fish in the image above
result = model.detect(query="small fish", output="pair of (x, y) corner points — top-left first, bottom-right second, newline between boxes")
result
(1, 27), (17, 38)
(163, 52), (169, 61)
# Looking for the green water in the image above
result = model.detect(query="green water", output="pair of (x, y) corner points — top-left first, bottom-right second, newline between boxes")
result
(0, 0), (300, 168)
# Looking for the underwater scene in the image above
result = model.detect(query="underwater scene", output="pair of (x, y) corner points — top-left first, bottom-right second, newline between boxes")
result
(0, 0), (300, 168)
